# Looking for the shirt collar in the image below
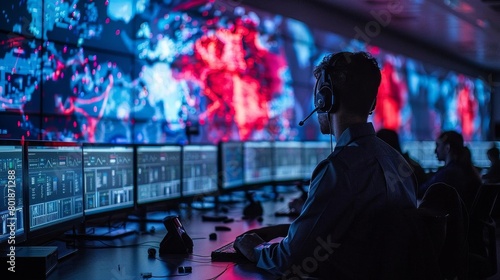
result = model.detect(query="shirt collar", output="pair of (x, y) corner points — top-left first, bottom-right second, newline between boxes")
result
(335, 122), (376, 148)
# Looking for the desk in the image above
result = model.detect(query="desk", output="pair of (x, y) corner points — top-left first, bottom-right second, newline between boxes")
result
(46, 188), (300, 280)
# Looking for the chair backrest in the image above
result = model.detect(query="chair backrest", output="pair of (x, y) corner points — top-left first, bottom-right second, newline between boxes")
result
(418, 182), (469, 279)
(470, 183), (500, 221)
(468, 183), (500, 278)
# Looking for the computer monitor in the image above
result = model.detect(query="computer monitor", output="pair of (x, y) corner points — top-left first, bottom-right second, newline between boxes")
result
(302, 141), (332, 180)
(219, 141), (244, 191)
(243, 141), (273, 186)
(25, 141), (84, 244)
(0, 140), (25, 249)
(82, 144), (135, 217)
(182, 145), (218, 198)
(273, 141), (303, 183)
(136, 145), (182, 205)
(468, 141), (494, 169)
(417, 141), (442, 171)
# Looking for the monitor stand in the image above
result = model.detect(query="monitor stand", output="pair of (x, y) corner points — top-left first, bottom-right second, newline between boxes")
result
(66, 220), (136, 240)
(217, 191), (246, 204)
(128, 207), (180, 234)
(44, 239), (79, 260)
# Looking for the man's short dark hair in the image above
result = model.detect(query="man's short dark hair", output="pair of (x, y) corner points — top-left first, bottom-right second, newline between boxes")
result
(313, 51), (381, 117)
(487, 146), (500, 159)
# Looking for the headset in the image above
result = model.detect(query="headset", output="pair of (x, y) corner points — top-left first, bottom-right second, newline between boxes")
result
(299, 52), (376, 126)
(314, 53), (377, 115)
(298, 66), (341, 126)
(314, 68), (337, 114)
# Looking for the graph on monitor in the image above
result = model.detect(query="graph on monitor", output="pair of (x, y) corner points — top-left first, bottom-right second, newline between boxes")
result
(182, 145), (218, 197)
(25, 141), (83, 243)
(82, 145), (134, 216)
(136, 145), (182, 205)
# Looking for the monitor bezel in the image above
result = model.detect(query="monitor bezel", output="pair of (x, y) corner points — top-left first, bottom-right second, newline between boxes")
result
(135, 143), (183, 207)
(272, 141), (304, 184)
(81, 143), (136, 219)
(181, 143), (219, 199)
(243, 141), (274, 188)
(24, 140), (84, 245)
(0, 139), (26, 249)
(218, 141), (245, 192)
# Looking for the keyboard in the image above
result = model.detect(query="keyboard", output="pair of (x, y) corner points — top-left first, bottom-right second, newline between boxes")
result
(211, 241), (246, 262)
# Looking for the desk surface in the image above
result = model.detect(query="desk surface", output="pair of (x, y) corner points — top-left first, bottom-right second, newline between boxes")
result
(46, 188), (300, 280)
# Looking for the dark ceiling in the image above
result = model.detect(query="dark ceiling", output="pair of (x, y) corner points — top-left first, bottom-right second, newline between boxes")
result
(314, 0), (500, 73)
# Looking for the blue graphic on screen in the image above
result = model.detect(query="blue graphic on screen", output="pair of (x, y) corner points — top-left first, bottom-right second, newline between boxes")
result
(0, 32), (41, 140)
(83, 145), (134, 215)
(220, 141), (244, 190)
(26, 144), (83, 232)
(273, 141), (303, 182)
(0, 0), (492, 143)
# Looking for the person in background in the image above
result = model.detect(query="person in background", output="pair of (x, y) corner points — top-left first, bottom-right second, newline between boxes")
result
(482, 145), (500, 183)
(376, 128), (427, 187)
(233, 51), (436, 279)
(419, 130), (481, 209)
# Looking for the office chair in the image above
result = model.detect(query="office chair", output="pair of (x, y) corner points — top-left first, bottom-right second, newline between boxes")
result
(468, 183), (500, 279)
(419, 182), (469, 280)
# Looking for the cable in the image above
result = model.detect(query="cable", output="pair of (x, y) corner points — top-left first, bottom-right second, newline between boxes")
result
(206, 263), (235, 280)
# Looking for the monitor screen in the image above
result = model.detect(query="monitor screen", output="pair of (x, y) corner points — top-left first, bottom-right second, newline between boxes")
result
(26, 141), (83, 237)
(468, 142), (494, 169)
(244, 141), (273, 186)
(82, 145), (134, 216)
(219, 141), (244, 190)
(136, 145), (182, 205)
(415, 141), (442, 171)
(302, 141), (332, 180)
(182, 145), (218, 197)
(273, 141), (303, 182)
(0, 141), (25, 248)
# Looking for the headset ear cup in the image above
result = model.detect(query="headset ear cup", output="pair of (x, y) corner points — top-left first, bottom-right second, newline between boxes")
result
(318, 85), (334, 113)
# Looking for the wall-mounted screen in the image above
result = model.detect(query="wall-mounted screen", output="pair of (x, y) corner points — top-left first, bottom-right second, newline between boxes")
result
(0, 1), (492, 144)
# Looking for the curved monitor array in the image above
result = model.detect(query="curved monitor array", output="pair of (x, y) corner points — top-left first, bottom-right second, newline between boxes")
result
(4, 139), (495, 246)
(1, 140), (333, 247)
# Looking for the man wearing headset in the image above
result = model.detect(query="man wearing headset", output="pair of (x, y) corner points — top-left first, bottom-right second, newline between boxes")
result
(233, 52), (432, 279)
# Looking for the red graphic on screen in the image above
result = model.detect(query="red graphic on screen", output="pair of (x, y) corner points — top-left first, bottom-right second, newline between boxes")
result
(176, 17), (288, 141)
(373, 59), (407, 131)
(457, 76), (477, 141)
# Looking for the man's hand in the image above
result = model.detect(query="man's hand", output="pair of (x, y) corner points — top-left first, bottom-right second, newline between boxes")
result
(233, 233), (266, 262)
(242, 224), (290, 241)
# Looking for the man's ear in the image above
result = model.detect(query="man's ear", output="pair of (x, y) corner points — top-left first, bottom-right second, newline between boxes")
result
(444, 143), (451, 154)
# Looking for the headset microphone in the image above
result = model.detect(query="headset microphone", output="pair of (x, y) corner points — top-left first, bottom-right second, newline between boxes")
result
(298, 106), (319, 126)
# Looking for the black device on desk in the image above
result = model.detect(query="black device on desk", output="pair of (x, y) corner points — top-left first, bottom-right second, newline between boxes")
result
(159, 215), (193, 254)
